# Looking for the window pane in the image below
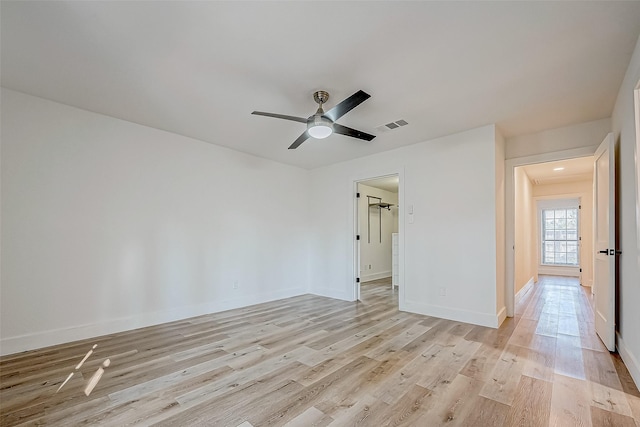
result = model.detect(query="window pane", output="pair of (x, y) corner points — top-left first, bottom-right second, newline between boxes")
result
(541, 206), (579, 266)
(555, 218), (566, 228)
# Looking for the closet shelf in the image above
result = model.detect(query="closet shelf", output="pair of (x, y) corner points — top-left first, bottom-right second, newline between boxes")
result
(369, 202), (394, 210)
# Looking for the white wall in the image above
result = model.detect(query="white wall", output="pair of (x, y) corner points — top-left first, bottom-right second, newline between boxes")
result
(514, 167), (536, 294)
(506, 118), (611, 160)
(611, 35), (640, 388)
(310, 125), (503, 327)
(357, 183), (398, 282)
(532, 179), (594, 286)
(495, 129), (506, 323)
(0, 89), (311, 355)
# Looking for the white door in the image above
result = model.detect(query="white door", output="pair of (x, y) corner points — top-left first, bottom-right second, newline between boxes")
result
(593, 133), (616, 352)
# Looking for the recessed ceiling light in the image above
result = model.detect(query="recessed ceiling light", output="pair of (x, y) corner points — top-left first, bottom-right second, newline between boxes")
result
(553, 167), (565, 171)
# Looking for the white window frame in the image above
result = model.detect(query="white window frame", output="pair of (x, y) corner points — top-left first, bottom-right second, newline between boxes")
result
(537, 198), (581, 277)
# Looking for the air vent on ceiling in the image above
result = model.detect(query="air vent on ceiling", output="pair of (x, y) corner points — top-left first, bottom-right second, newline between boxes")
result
(376, 119), (409, 133)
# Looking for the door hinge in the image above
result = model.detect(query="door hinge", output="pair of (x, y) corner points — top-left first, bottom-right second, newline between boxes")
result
(580, 268), (582, 273)
(356, 192), (360, 198)
(579, 205), (582, 209)
(356, 278), (360, 283)
(356, 235), (360, 241)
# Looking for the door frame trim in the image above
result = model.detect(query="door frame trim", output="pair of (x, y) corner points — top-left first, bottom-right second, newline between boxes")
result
(350, 168), (404, 306)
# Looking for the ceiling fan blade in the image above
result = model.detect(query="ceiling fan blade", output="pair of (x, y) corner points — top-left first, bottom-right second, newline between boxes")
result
(324, 90), (371, 122)
(333, 123), (376, 141)
(288, 131), (310, 149)
(252, 111), (307, 123)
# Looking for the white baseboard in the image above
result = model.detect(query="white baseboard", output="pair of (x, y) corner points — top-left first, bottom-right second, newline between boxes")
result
(0, 287), (307, 356)
(617, 332), (640, 390)
(362, 271), (392, 282)
(538, 266), (580, 277)
(515, 277), (535, 304)
(310, 286), (352, 302)
(401, 299), (501, 328)
(497, 306), (507, 327)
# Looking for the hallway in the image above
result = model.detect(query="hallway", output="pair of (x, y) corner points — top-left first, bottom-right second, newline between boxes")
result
(504, 275), (640, 425)
(359, 275), (640, 426)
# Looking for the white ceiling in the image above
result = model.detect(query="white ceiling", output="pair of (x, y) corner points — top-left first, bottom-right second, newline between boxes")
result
(2, 2), (640, 170)
(360, 176), (399, 194)
(522, 156), (594, 185)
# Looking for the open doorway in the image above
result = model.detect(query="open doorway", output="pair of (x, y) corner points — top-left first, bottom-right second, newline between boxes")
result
(513, 157), (595, 304)
(356, 175), (399, 300)
(513, 156), (594, 303)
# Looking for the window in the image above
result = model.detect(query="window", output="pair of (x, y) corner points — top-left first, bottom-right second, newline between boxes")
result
(542, 207), (579, 265)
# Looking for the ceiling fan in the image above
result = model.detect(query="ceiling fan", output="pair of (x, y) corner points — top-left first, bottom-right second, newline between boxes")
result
(252, 90), (376, 149)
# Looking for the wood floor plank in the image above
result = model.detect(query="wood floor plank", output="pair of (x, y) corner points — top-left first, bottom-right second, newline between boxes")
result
(154, 362), (310, 426)
(458, 395), (510, 426)
(282, 406), (333, 427)
(626, 393), (640, 426)
(459, 342), (502, 383)
(549, 373), (592, 427)
(415, 338), (482, 393)
(316, 392), (379, 423)
(589, 380), (634, 417)
(359, 384), (434, 427)
(247, 356), (379, 426)
(590, 405), (637, 427)
(479, 343), (530, 406)
(582, 348), (624, 391)
(536, 311), (559, 338)
(509, 318), (538, 348)
(504, 375), (553, 427)
(612, 353), (640, 398)
(411, 373), (486, 426)
(522, 334), (557, 382)
(555, 333), (586, 380)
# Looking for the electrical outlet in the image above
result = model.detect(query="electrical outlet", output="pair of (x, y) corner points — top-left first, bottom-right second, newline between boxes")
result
(368, 264), (372, 270)
(233, 280), (239, 289)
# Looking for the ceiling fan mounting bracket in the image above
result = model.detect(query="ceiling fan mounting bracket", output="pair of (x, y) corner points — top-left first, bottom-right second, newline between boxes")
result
(313, 90), (330, 106)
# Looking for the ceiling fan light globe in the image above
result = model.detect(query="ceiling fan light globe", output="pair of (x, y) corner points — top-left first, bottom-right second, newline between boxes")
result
(308, 124), (333, 139)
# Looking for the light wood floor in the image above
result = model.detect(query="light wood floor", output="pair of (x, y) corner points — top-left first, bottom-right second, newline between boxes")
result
(1, 276), (639, 426)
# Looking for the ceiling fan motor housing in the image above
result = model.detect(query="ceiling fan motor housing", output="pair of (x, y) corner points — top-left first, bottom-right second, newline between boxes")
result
(313, 90), (330, 106)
